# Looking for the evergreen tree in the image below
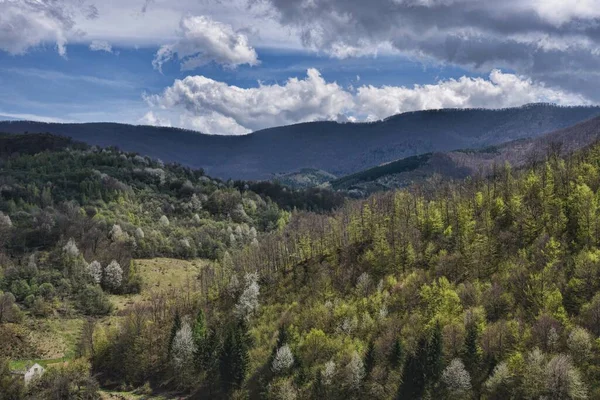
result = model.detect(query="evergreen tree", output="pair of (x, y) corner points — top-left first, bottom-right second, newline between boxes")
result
(390, 337), (404, 369)
(397, 338), (427, 399)
(220, 324), (250, 392)
(425, 322), (444, 388)
(312, 369), (326, 398)
(193, 309), (207, 369)
(463, 322), (480, 375)
(364, 340), (376, 377)
(270, 324), (289, 363)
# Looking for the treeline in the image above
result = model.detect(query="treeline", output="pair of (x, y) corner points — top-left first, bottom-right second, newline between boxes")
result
(235, 180), (345, 212)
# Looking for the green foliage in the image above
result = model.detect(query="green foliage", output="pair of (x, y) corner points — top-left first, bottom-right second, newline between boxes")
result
(398, 338), (427, 399)
(219, 323), (250, 392)
(77, 285), (112, 316)
(0, 357), (25, 400)
(11, 134), (600, 398)
(30, 358), (99, 399)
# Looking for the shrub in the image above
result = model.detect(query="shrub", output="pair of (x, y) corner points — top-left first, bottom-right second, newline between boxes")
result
(78, 285), (113, 316)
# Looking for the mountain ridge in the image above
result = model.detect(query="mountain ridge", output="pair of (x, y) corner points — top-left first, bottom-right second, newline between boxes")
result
(1, 103), (599, 180)
(331, 115), (600, 194)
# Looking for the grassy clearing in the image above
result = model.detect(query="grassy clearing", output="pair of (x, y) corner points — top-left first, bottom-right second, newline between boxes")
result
(109, 258), (207, 312)
(9, 317), (84, 370)
(10, 258), (207, 373)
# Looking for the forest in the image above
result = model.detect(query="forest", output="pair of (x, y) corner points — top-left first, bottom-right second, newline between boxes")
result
(3, 133), (600, 399)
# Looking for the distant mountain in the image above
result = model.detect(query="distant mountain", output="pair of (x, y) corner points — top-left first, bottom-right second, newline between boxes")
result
(1, 103), (599, 180)
(331, 115), (600, 195)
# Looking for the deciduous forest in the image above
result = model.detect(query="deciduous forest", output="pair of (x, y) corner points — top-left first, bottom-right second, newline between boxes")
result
(3, 133), (600, 399)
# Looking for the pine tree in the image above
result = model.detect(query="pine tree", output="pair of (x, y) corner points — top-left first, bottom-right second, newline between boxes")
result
(312, 369), (326, 398)
(220, 324), (250, 392)
(193, 309), (207, 369)
(463, 322), (480, 375)
(220, 327), (238, 393)
(270, 324), (289, 362)
(390, 337), (403, 369)
(397, 338), (427, 399)
(364, 340), (376, 377)
(425, 322), (444, 388)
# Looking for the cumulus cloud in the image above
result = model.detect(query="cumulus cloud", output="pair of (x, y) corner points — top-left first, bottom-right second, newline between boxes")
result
(144, 68), (352, 133)
(139, 111), (171, 127)
(144, 68), (590, 134)
(89, 40), (113, 53)
(356, 70), (591, 121)
(0, 0), (93, 56)
(152, 15), (259, 71)
(253, 0), (600, 101)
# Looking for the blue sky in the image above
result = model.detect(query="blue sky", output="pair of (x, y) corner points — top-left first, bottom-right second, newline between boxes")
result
(0, 0), (598, 134)
(0, 44), (483, 124)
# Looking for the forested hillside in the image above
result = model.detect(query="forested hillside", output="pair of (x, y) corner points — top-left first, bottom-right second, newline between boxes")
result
(0, 134), (342, 398)
(5, 134), (600, 399)
(1, 103), (598, 180)
(331, 115), (600, 195)
(80, 142), (600, 398)
(200, 140), (600, 399)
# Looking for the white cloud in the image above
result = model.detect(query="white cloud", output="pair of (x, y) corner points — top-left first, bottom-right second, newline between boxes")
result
(0, 110), (70, 123)
(144, 68), (353, 133)
(0, 0), (92, 56)
(139, 111), (171, 127)
(89, 40), (113, 53)
(356, 69), (591, 121)
(152, 15), (259, 71)
(145, 68), (591, 134)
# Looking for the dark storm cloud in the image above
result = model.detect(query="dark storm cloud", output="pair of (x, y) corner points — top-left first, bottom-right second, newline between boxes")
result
(251, 0), (600, 100)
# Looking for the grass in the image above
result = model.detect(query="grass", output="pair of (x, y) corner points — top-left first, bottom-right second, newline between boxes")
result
(10, 258), (209, 374)
(109, 258), (207, 312)
(9, 317), (85, 370)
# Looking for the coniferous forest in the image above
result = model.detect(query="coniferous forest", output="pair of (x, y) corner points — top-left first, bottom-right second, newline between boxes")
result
(4, 132), (600, 399)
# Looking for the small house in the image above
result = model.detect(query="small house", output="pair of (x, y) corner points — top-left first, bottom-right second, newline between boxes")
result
(24, 363), (45, 385)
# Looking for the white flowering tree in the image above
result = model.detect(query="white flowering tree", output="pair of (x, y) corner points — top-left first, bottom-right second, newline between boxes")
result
(159, 215), (170, 227)
(272, 345), (294, 374)
(485, 362), (511, 398)
(322, 360), (337, 386)
(235, 272), (260, 320)
(0, 211), (12, 228)
(441, 358), (472, 396)
(545, 354), (587, 399)
(345, 351), (365, 389)
(109, 224), (124, 241)
(88, 261), (103, 284)
(135, 227), (145, 239)
(103, 260), (123, 291)
(63, 238), (80, 257)
(171, 321), (196, 387)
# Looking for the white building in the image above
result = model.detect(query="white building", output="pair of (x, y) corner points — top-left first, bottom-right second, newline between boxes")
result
(24, 363), (44, 385)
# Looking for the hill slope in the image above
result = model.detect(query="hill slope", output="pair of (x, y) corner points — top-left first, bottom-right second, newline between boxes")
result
(1, 104), (599, 180)
(332, 115), (600, 193)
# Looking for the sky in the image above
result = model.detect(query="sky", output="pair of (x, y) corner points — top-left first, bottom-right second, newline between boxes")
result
(0, 0), (599, 134)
